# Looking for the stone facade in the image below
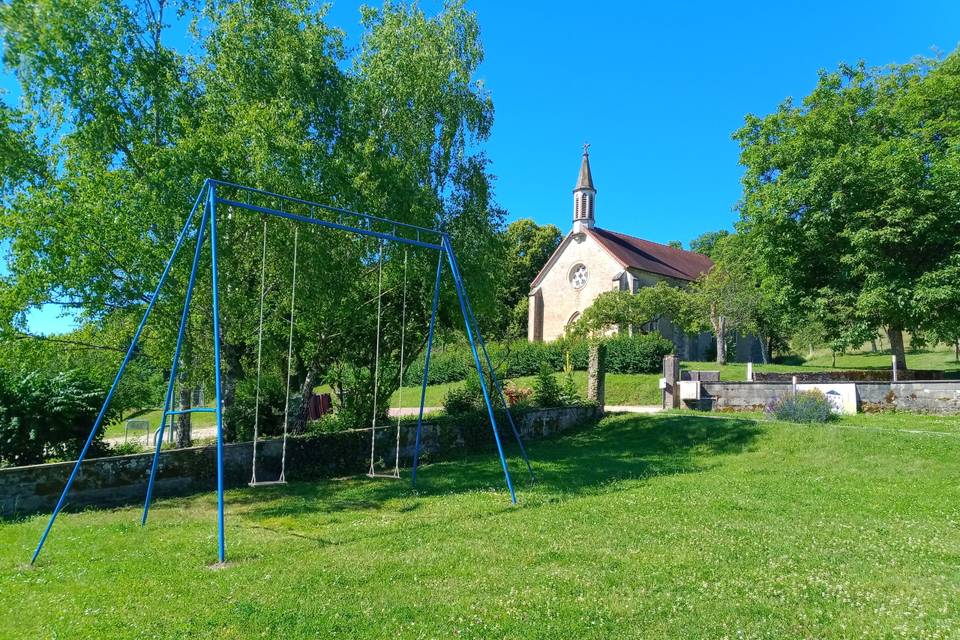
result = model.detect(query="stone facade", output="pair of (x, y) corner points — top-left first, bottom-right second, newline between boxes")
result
(528, 230), (623, 342)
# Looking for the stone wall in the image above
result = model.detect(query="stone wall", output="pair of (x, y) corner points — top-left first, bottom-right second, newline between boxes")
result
(694, 380), (960, 414)
(0, 406), (601, 518)
(754, 370), (945, 382)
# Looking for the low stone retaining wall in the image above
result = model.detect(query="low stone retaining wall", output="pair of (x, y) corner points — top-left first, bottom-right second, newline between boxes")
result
(695, 380), (960, 414)
(0, 405), (600, 518)
(753, 370), (945, 382)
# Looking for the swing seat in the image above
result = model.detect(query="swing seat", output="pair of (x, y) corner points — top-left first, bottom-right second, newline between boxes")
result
(366, 471), (400, 480)
(248, 479), (287, 487)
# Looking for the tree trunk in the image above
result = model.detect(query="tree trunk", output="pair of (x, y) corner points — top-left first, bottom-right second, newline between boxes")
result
(759, 335), (770, 364)
(887, 326), (908, 370)
(955, 338), (959, 363)
(711, 305), (727, 365)
(291, 366), (319, 435)
(870, 339), (878, 353)
(176, 384), (192, 448)
(219, 338), (244, 441)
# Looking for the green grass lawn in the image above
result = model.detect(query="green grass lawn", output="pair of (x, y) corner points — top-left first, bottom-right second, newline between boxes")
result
(385, 371), (663, 409)
(805, 347), (960, 373)
(4, 411), (960, 638)
(103, 406), (218, 440)
(385, 345), (960, 411)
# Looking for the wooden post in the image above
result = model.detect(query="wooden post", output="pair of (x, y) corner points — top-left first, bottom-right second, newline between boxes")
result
(663, 355), (680, 409)
(587, 341), (607, 409)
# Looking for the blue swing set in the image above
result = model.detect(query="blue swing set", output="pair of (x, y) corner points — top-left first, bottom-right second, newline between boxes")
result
(30, 179), (533, 565)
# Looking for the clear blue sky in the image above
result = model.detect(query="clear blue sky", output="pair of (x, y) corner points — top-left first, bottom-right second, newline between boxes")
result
(4, 0), (959, 334)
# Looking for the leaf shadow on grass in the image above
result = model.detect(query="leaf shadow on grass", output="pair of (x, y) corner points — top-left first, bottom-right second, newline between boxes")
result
(230, 413), (763, 528)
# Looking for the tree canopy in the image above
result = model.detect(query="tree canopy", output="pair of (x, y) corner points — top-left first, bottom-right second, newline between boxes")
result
(0, 0), (503, 432)
(734, 54), (960, 368)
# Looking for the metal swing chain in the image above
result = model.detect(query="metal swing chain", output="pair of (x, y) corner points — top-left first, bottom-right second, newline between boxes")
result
(279, 227), (299, 482)
(250, 220), (268, 485)
(393, 248), (409, 476)
(369, 239), (385, 475)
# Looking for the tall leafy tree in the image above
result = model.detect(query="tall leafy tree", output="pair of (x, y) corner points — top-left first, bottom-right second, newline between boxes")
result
(688, 229), (730, 259)
(735, 55), (960, 369)
(0, 0), (502, 437)
(498, 218), (561, 338)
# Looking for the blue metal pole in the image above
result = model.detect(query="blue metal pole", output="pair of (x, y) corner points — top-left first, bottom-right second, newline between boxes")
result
(464, 301), (534, 481)
(411, 251), (444, 487)
(30, 182), (208, 564)
(441, 236), (516, 504)
(142, 206), (210, 526)
(209, 186), (227, 564)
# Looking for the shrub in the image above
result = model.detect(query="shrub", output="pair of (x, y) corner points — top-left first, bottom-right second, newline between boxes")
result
(767, 390), (836, 423)
(604, 333), (675, 373)
(404, 333), (671, 386)
(443, 374), (484, 415)
(532, 364), (564, 408)
(224, 375), (286, 442)
(109, 441), (146, 456)
(0, 369), (110, 467)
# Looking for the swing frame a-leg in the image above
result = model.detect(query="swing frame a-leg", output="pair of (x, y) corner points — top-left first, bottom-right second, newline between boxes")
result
(30, 179), (532, 566)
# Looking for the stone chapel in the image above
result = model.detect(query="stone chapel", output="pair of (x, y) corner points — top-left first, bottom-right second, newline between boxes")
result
(527, 147), (719, 361)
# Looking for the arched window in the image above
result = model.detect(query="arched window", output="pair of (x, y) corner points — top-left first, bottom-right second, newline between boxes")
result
(567, 311), (581, 327)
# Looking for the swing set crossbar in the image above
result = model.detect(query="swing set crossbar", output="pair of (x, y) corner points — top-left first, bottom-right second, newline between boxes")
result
(211, 179), (443, 241)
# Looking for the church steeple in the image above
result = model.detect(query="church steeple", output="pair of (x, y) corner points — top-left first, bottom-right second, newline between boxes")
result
(573, 144), (596, 233)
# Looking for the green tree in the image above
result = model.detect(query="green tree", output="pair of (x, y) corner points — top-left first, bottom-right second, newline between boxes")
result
(688, 230), (730, 258)
(735, 55), (960, 370)
(498, 218), (562, 338)
(568, 282), (686, 339)
(0, 0), (502, 438)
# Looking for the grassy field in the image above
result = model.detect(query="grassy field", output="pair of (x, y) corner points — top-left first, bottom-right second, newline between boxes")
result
(103, 406), (218, 440)
(386, 370), (662, 408)
(4, 411), (960, 638)
(385, 346), (959, 410)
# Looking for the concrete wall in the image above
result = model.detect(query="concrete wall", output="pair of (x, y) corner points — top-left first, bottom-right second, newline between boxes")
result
(0, 406), (601, 518)
(695, 380), (960, 414)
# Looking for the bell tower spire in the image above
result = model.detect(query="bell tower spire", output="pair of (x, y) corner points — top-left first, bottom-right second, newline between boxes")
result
(573, 143), (596, 233)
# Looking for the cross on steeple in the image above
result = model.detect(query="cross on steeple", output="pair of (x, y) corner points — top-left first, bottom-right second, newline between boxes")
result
(583, 142), (591, 155)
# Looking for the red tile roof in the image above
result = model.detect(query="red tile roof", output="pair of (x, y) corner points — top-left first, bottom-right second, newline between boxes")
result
(587, 227), (713, 281)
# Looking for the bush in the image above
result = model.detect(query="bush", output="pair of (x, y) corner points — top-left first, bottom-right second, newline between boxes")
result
(604, 333), (675, 373)
(109, 441), (146, 456)
(443, 374), (484, 415)
(404, 333), (672, 386)
(767, 390), (836, 423)
(0, 369), (110, 467)
(532, 365), (564, 408)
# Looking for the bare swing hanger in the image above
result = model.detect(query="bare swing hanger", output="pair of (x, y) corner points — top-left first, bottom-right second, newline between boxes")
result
(249, 220), (299, 487)
(367, 241), (409, 479)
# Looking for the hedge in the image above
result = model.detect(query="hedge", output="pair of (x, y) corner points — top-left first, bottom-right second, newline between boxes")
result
(402, 333), (673, 386)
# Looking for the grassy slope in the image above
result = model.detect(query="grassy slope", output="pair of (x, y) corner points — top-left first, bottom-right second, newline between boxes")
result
(4, 412), (960, 639)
